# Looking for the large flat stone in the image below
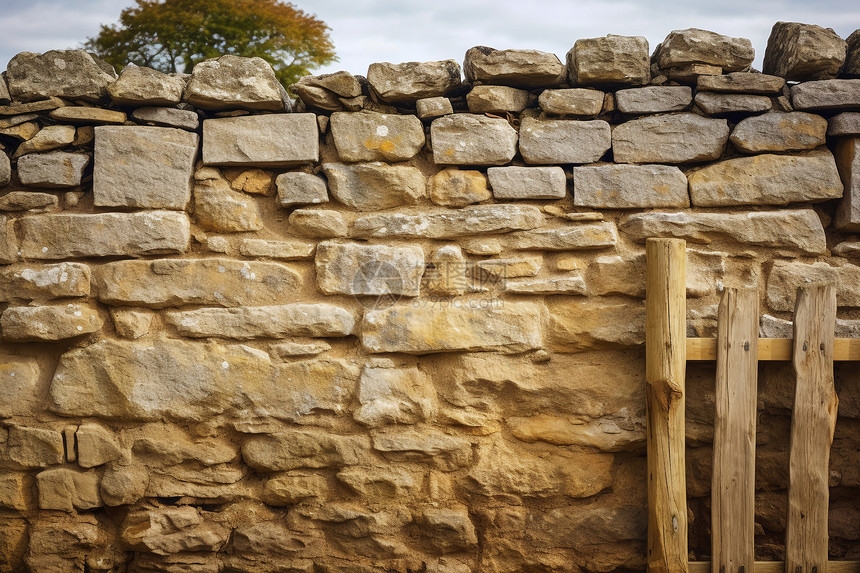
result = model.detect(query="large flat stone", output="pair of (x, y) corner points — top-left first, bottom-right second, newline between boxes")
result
(323, 162), (426, 211)
(238, 238), (315, 260)
(828, 112), (860, 137)
(573, 164), (689, 208)
(696, 72), (786, 94)
(694, 92), (772, 115)
(0, 192), (57, 212)
(0, 263), (90, 301)
(49, 106), (126, 125)
(430, 114), (517, 166)
(202, 114), (318, 167)
(315, 241), (425, 296)
(763, 22), (847, 81)
(767, 260), (860, 311)
(519, 118), (610, 164)
(94, 126), (198, 209)
(487, 166), (566, 199)
(6, 50), (116, 103)
(94, 258), (301, 308)
(548, 297), (645, 352)
(16, 151), (90, 188)
(330, 111), (425, 162)
(18, 212), (190, 259)
(620, 209), (826, 255)
(243, 429), (370, 471)
(351, 205), (543, 239)
(108, 65), (185, 106)
(689, 150), (843, 206)
(657, 28), (754, 72)
(165, 304), (355, 338)
(791, 80), (860, 111)
(184, 55), (285, 111)
(2, 303), (102, 341)
(567, 35), (650, 87)
(612, 113), (729, 164)
(615, 86), (691, 114)
(464, 47), (565, 88)
(361, 300), (543, 354)
(836, 138), (860, 231)
(505, 222), (618, 251)
(366, 60), (462, 103)
(131, 107), (199, 131)
(729, 112), (827, 153)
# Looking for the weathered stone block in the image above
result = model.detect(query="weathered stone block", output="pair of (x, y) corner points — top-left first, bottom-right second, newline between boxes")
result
(239, 238), (316, 260)
(295, 71), (362, 110)
(371, 427), (472, 470)
(573, 164), (689, 208)
(506, 222), (618, 251)
(330, 111), (425, 162)
(538, 88), (604, 117)
(193, 178), (263, 232)
(361, 300), (542, 354)
(110, 309), (153, 339)
(767, 260), (860, 311)
(351, 204), (543, 239)
(76, 423), (122, 468)
(464, 47), (565, 88)
(94, 126), (198, 209)
(1, 303), (102, 341)
(6, 50), (116, 102)
(620, 209), (826, 255)
(0, 355), (41, 418)
(108, 65), (186, 106)
(36, 468), (101, 511)
(429, 168), (491, 206)
(791, 80), (860, 111)
(503, 275), (587, 295)
(336, 466), (418, 499)
(18, 211), (190, 259)
(264, 473), (328, 505)
(836, 138), (860, 231)
(120, 506), (230, 555)
(828, 112), (860, 137)
(354, 364), (437, 427)
(431, 114), (517, 165)
(0, 152), (9, 187)
(508, 414), (643, 452)
(13, 125), (75, 158)
(466, 85), (529, 114)
(657, 28), (754, 72)
(689, 150), (843, 207)
(94, 258), (301, 308)
(730, 112), (828, 153)
(7, 426), (64, 468)
(243, 430), (370, 471)
(203, 114), (319, 166)
(184, 55), (285, 111)
(315, 241), (425, 296)
(0, 216), (16, 264)
(0, 474), (28, 510)
(289, 209), (348, 238)
(519, 118), (611, 164)
(49, 106), (127, 124)
(420, 508), (478, 553)
(488, 166), (566, 199)
(416, 97), (454, 119)
(17, 151), (90, 188)
(694, 92), (772, 115)
(132, 107), (199, 130)
(763, 22), (847, 80)
(615, 86), (691, 114)
(324, 162), (426, 211)
(0, 262), (90, 301)
(566, 35), (650, 87)
(696, 72), (786, 94)
(548, 297), (645, 352)
(166, 304), (355, 338)
(612, 113), (729, 164)
(0, 192), (57, 212)
(367, 60), (462, 103)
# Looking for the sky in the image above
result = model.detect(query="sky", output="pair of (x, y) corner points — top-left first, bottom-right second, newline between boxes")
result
(0, 0), (858, 79)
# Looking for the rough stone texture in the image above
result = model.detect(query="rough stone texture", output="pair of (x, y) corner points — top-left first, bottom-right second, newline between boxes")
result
(351, 205), (543, 239)
(0, 97), (66, 115)
(315, 242), (425, 296)
(184, 56), (285, 111)
(0, 355), (41, 418)
(330, 111), (425, 162)
(612, 113), (729, 164)
(94, 126), (198, 209)
(488, 166), (566, 199)
(276, 172), (329, 206)
(193, 178), (263, 232)
(620, 209), (826, 254)
(18, 211), (190, 259)
(567, 35), (650, 87)
(548, 297), (645, 352)
(0, 121), (39, 140)
(203, 114), (319, 166)
(431, 114), (517, 166)
(464, 47), (565, 88)
(506, 222), (618, 251)
(7, 426), (64, 468)
(657, 28), (754, 72)
(108, 65), (185, 106)
(416, 97), (453, 119)
(429, 168), (492, 206)
(17, 151), (90, 188)
(519, 118), (611, 164)
(36, 468), (101, 511)
(324, 162), (426, 211)
(76, 423), (123, 468)
(829, 112), (860, 137)
(166, 304), (355, 339)
(763, 22), (847, 80)
(13, 125), (75, 158)
(367, 60), (462, 103)
(94, 258), (301, 308)
(538, 89), (604, 117)
(0, 262), (90, 301)
(49, 106), (126, 124)
(615, 86), (692, 114)
(0, 152), (9, 187)
(361, 301), (542, 353)
(0, 215), (16, 264)
(573, 164), (689, 208)
(694, 92), (772, 115)
(6, 50), (116, 102)
(0, 75), (9, 105)
(110, 309), (153, 339)
(696, 72), (786, 94)
(289, 209), (348, 238)
(836, 137), (860, 231)
(767, 260), (860, 311)
(688, 150), (843, 206)
(791, 79), (860, 111)
(1, 303), (102, 341)
(354, 364), (437, 427)
(132, 107), (199, 130)
(466, 85), (530, 114)
(239, 238), (316, 260)
(730, 112), (827, 153)
(0, 191), (57, 212)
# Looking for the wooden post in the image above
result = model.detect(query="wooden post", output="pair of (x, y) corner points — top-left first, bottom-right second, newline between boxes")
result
(646, 238), (688, 573)
(785, 285), (837, 573)
(712, 288), (759, 573)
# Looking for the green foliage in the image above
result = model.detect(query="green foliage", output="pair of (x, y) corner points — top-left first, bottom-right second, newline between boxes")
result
(84, 0), (337, 86)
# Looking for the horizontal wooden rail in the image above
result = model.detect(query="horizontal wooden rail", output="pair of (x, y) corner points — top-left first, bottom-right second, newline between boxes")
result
(687, 338), (860, 361)
(690, 562), (860, 573)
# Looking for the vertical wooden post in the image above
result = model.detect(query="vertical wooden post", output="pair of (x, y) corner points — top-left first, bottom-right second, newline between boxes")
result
(786, 285), (837, 573)
(646, 238), (688, 573)
(712, 288), (759, 573)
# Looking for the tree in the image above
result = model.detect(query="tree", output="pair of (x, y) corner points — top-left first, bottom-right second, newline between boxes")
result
(84, 0), (336, 86)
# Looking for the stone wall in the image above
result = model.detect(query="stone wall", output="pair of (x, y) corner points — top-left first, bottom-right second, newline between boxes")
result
(1, 21), (860, 573)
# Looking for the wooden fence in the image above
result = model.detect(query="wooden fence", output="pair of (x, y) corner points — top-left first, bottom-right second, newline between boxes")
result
(645, 238), (860, 573)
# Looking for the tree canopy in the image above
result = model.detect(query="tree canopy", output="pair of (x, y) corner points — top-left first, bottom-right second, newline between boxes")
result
(84, 0), (337, 86)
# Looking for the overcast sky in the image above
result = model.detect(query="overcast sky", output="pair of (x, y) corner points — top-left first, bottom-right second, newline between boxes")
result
(1, 0), (858, 79)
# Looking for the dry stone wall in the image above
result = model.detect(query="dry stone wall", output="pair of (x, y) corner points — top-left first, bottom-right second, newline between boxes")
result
(1, 21), (860, 572)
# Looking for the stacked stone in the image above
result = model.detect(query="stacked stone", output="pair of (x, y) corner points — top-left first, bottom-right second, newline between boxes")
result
(1, 21), (860, 572)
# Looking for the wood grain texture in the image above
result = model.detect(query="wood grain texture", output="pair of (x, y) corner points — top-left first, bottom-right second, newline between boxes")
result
(686, 338), (860, 362)
(690, 563), (860, 573)
(712, 289), (758, 573)
(645, 238), (687, 573)
(786, 285), (838, 573)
